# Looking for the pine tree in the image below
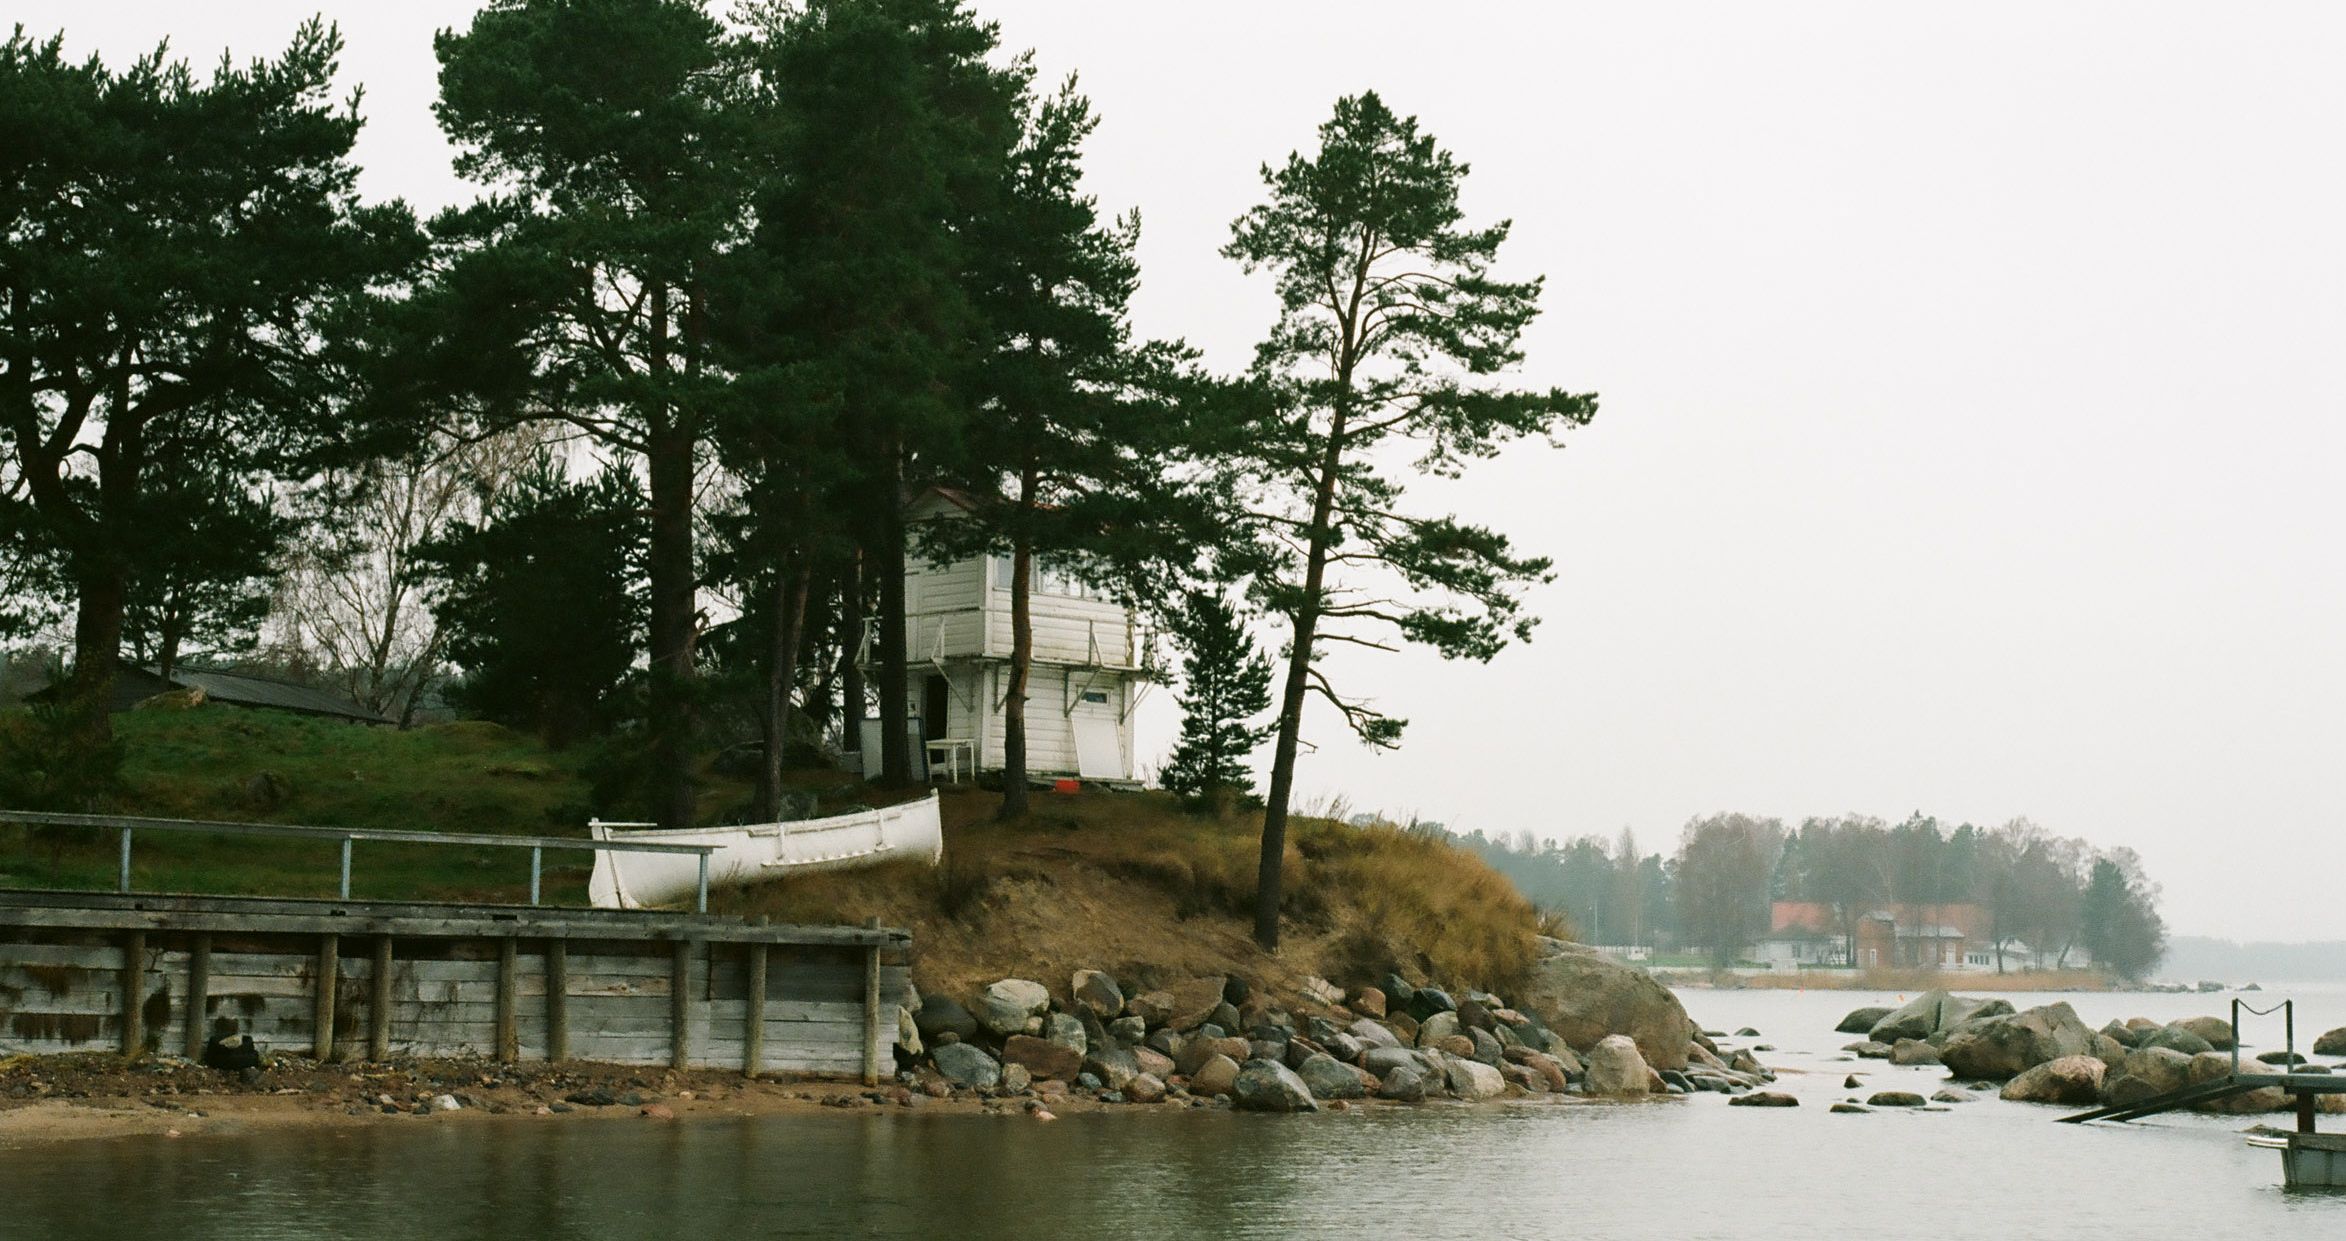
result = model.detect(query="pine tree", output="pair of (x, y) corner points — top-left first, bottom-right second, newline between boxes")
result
(1158, 592), (1272, 810)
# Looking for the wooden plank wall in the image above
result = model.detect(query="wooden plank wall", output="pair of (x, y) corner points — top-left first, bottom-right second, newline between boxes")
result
(0, 927), (908, 1075)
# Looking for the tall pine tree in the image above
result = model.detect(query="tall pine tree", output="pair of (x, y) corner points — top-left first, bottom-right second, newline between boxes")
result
(1159, 591), (1272, 810)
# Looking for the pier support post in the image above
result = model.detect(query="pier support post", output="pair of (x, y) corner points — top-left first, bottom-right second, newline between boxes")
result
(2302, 1090), (2319, 1135)
(183, 933), (210, 1060)
(313, 934), (339, 1061)
(368, 935), (392, 1061)
(862, 917), (882, 1087)
(119, 931), (145, 1056)
(743, 942), (767, 1079)
(671, 940), (694, 1070)
(495, 936), (519, 1062)
(545, 939), (568, 1063)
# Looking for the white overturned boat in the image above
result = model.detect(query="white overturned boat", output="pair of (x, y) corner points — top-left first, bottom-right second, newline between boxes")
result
(586, 792), (943, 910)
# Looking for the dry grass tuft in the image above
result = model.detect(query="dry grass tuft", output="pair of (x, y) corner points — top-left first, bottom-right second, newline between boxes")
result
(711, 786), (1545, 1003)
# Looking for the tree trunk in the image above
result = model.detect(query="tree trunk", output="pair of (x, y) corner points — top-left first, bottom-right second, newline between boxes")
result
(1000, 526), (1034, 820)
(1254, 427), (1348, 952)
(67, 562), (129, 733)
(758, 555), (814, 822)
(875, 452), (911, 784)
(840, 551), (866, 755)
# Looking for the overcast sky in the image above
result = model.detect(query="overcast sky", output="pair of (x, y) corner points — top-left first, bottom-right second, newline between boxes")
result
(25, 2), (2346, 942)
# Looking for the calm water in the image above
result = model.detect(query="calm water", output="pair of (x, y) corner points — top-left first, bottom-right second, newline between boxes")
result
(5, 985), (2342, 1239)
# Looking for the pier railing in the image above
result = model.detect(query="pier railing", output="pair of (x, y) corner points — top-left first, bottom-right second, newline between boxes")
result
(0, 809), (721, 911)
(2232, 997), (2296, 1077)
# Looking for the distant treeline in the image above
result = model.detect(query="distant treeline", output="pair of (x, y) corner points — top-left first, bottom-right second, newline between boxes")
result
(1440, 811), (2168, 978)
(2160, 936), (2346, 984)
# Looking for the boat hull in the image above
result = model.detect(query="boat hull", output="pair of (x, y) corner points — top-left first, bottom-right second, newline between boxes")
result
(586, 792), (943, 910)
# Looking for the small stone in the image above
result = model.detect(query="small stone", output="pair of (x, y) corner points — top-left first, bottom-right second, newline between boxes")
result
(1866, 1091), (1927, 1108)
(640, 1103), (675, 1119)
(1829, 1102), (1872, 1114)
(1728, 1091), (1799, 1107)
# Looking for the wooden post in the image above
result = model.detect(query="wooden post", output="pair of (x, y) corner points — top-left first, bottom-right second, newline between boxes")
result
(671, 940), (694, 1070)
(368, 935), (392, 1062)
(2301, 1089), (2319, 1135)
(120, 931), (146, 1056)
(861, 917), (882, 1086)
(743, 942), (767, 1079)
(495, 936), (519, 1062)
(183, 933), (211, 1060)
(545, 939), (569, 1063)
(313, 934), (339, 1061)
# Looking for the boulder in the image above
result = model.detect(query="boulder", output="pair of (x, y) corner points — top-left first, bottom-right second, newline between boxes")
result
(1071, 970), (1125, 1021)
(1044, 1012), (1087, 1056)
(1002, 1034), (1083, 1082)
(1351, 987), (1388, 1019)
(1867, 1091), (1927, 1108)
(976, 979), (1050, 1038)
(1501, 1062), (1548, 1093)
(2118, 1046), (2195, 1096)
(1867, 990), (1956, 1043)
(1846, 1041), (1892, 1059)
(1585, 1034), (1654, 1097)
(2188, 1051), (2287, 1114)
(1432, 1035), (1476, 1060)
(1931, 1087), (1978, 1104)
(1348, 1019), (1401, 1051)
(1443, 1055), (1507, 1101)
(1000, 1063), (1032, 1094)
(1175, 1036), (1251, 1077)
(1084, 1044), (1140, 1090)
(1729, 1091), (1799, 1107)
(2098, 1020), (2139, 1049)
(2171, 1016), (2234, 1050)
(1109, 1015), (1147, 1044)
(1407, 987), (1458, 1020)
(1889, 1039), (1942, 1067)
(1231, 1059), (1318, 1112)
(1523, 940), (1697, 1071)
(2000, 1056), (2106, 1105)
(2313, 1027), (2346, 1056)
(1190, 1054), (1242, 1097)
(915, 995), (980, 1043)
(1128, 990), (1175, 1028)
(1469, 1028), (1506, 1067)
(1134, 1047), (1175, 1079)
(1125, 1073), (1167, 1104)
(1296, 1053), (1368, 1101)
(1835, 1006), (1894, 1035)
(1378, 1065), (1427, 1102)
(1458, 1000), (1497, 1033)
(1508, 1049), (1572, 1093)
(1165, 977), (1229, 1032)
(930, 1043), (1001, 1090)
(1829, 1102), (1871, 1114)
(2140, 1025), (2214, 1057)
(1363, 1046), (1434, 1078)
(1939, 1002), (2094, 1080)
(1416, 1011), (1461, 1046)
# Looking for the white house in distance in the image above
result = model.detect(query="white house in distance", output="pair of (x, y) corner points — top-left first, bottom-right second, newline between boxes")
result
(861, 488), (1152, 785)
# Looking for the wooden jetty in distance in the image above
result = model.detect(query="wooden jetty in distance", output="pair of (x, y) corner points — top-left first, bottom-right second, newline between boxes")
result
(2059, 999), (2345, 1190)
(0, 811), (912, 1082)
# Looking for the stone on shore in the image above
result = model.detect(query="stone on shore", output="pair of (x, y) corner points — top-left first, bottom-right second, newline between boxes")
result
(1931, 1087), (1978, 1104)
(916, 995), (980, 1043)
(1867, 1091), (1927, 1108)
(977, 979), (1050, 1038)
(2187, 1051), (2287, 1114)
(1524, 940), (1696, 1071)
(1002, 1034), (1083, 1082)
(1351, 987), (1388, 1019)
(2000, 1056), (2106, 1105)
(1836, 1006), (1894, 1035)
(1585, 1034), (1654, 1097)
(1231, 1059), (1319, 1112)
(1044, 1012), (1087, 1056)
(1378, 1065), (1428, 1102)
(1133, 1047), (1175, 1080)
(1349, 1019), (1401, 1051)
(1846, 1041), (1892, 1059)
(1084, 1044), (1141, 1090)
(1443, 1055), (1507, 1101)
(2140, 1025), (2214, 1057)
(2313, 1027), (2346, 1056)
(1416, 1011), (1461, 1046)
(1296, 1053), (1368, 1101)
(1125, 1073), (1167, 1104)
(2098, 1020), (2139, 1049)
(931, 1043), (1002, 1090)
(1939, 1002), (2094, 1080)
(1829, 1102), (1871, 1114)
(1128, 990), (1175, 1028)
(1190, 1054), (1242, 1098)
(1868, 990), (1957, 1043)
(2170, 1016), (2234, 1051)
(1072, 970), (1125, 1021)
(1165, 977), (1229, 1032)
(1730, 1091), (1799, 1107)
(1889, 1039), (1942, 1066)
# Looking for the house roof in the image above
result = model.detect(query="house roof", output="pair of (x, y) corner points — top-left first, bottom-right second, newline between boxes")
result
(30, 664), (391, 725)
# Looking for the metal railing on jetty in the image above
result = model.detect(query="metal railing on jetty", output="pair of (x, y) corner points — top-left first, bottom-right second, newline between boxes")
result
(0, 808), (721, 911)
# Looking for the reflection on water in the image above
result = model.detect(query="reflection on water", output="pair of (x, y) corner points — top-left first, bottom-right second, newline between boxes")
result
(8, 987), (2346, 1240)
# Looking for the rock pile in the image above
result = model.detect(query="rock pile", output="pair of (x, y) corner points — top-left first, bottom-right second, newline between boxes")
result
(905, 957), (1773, 1113)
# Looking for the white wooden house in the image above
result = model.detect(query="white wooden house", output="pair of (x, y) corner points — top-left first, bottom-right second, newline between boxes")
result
(862, 488), (1153, 784)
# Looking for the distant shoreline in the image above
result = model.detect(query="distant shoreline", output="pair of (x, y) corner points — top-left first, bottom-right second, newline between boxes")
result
(1661, 967), (2126, 993)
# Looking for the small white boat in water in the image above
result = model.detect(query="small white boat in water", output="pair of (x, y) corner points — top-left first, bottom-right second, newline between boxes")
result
(586, 792), (944, 910)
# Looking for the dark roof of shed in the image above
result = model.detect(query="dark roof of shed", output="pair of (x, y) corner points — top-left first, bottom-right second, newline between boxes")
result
(168, 668), (392, 724)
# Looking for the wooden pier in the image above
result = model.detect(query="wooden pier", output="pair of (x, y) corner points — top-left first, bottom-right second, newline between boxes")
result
(0, 889), (910, 1080)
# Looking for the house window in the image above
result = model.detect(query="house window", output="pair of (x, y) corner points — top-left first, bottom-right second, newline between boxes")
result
(1080, 691), (1109, 704)
(990, 554), (1107, 599)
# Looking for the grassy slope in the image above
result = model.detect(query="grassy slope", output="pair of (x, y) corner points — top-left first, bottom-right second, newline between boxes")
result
(1, 705), (1553, 1002)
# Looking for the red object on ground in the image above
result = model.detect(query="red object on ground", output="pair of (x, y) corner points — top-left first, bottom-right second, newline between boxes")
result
(1053, 779), (1082, 794)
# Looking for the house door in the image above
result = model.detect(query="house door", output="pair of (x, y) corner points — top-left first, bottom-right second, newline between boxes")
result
(923, 675), (951, 741)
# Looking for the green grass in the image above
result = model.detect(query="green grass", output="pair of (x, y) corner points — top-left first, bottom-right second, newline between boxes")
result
(0, 704), (773, 904)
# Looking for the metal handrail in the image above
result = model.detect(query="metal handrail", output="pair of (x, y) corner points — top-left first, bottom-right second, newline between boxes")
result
(0, 809), (720, 912)
(2232, 997), (2296, 1077)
